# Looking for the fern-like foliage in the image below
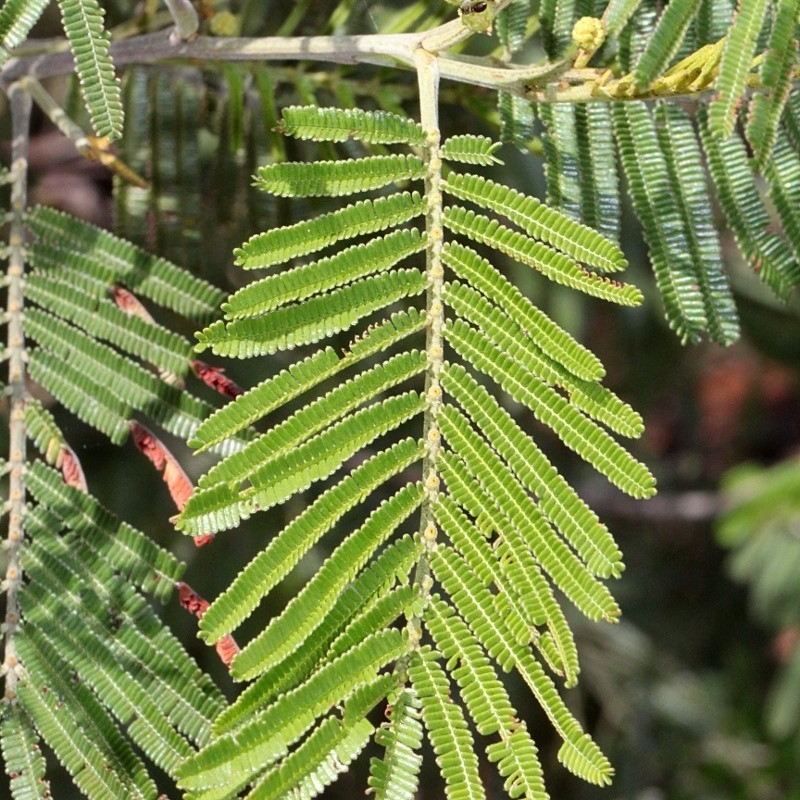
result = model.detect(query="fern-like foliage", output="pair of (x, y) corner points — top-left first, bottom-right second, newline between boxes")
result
(1, 1), (796, 798)
(0, 196), (238, 798)
(176, 105), (655, 800)
(531, 0), (800, 345)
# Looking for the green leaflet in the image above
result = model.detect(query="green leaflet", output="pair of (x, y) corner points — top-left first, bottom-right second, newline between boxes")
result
(697, 0), (736, 42)
(183, 392), (424, 535)
(745, 0), (800, 167)
(614, 101), (740, 343)
(653, 103), (739, 344)
(497, 90), (536, 149)
(539, 0), (590, 58)
(247, 714), (375, 800)
(190, 439), (421, 627)
(633, 0), (703, 88)
(441, 364), (625, 579)
(19, 562), (195, 776)
(196, 268), (426, 357)
(228, 483), (423, 678)
(235, 193), (424, 269)
(26, 206), (225, 322)
(573, 103), (620, 242)
(215, 539), (419, 734)
(25, 308), (217, 447)
(25, 271), (193, 376)
(15, 673), (153, 800)
(57, 0), (123, 139)
(191, 311), (425, 453)
(427, 599), (548, 797)
(279, 105), (426, 145)
(764, 135), (800, 268)
(442, 241), (605, 382)
(255, 154), (425, 197)
(25, 398), (70, 467)
(408, 648), (484, 800)
(25, 461), (184, 601)
(709, 0), (769, 138)
(368, 687), (424, 800)
(443, 279), (642, 435)
(444, 206), (642, 305)
(223, 228), (425, 319)
(0, 0), (49, 65)
(0, 704), (49, 800)
(177, 631), (408, 796)
(495, 0), (531, 54)
(699, 107), (800, 298)
(536, 102), (583, 222)
(443, 172), (627, 273)
(441, 134), (504, 165)
(444, 320), (656, 498)
(197, 351), (426, 490)
(438, 403), (620, 624)
(603, 0), (644, 36)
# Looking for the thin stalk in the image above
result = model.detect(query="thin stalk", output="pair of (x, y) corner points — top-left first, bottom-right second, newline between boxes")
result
(2, 83), (31, 702)
(0, 0), (517, 88)
(163, 0), (199, 42)
(409, 46), (444, 647)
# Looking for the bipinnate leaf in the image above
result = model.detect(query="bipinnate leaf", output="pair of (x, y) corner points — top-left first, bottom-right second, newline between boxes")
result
(178, 106), (653, 800)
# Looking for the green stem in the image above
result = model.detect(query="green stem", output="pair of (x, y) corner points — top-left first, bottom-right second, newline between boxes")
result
(2, 83), (31, 703)
(409, 46), (444, 648)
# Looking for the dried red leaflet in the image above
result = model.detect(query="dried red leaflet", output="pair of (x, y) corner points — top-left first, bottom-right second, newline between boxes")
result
(178, 582), (240, 667)
(111, 286), (156, 324)
(60, 445), (87, 492)
(113, 287), (185, 388)
(129, 421), (213, 546)
(178, 582), (209, 616)
(191, 359), (244, 399)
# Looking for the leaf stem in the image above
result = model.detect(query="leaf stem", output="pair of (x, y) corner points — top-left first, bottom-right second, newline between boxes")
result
(410, 47), (444, 646)
(2, 83), (31, 703)
(0, 1), (516, 88)
(163, 0), (199, 42)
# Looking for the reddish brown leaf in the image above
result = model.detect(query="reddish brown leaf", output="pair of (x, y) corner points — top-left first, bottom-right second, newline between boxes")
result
(111, 286), (156, 324)
(60, 446), (87, 492)
(130, 421), (193, 511)
(131, 421), (213, 545)
(178, 582), (210, 617)
(215, 635), (240, 666)
(178, 582), (240, 668)
(113, 290), (186, 388)
(192, 359), (244, 399)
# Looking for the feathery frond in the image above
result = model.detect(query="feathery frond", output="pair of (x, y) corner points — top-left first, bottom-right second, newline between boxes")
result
(177, 104), (654, 800)
(57, 0), (123, 139)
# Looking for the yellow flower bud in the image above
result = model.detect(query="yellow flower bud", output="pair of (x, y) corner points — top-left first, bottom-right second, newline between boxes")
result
(209, 10), (240, 37)
(572, 16), (606, 53)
